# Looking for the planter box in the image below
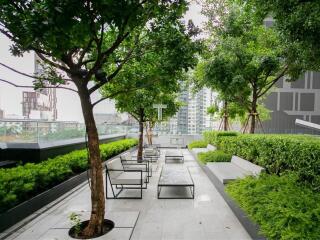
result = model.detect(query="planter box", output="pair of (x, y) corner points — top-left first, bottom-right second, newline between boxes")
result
(0, 146), (136, 233)
(190, 149), (266, 240)
(2, 134), (126, 163)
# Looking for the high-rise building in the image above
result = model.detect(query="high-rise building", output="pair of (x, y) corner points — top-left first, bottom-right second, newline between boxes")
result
(167, 85), (215, 134)
(22, 54), (57, 120)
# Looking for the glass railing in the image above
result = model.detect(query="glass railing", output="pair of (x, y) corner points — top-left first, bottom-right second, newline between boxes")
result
(0, 120), (128, 143)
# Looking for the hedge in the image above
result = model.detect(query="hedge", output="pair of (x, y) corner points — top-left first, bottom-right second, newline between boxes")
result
(0, 138), (138, 213)
(204, 131), (320, 190)
(226, 173), (320, 240)
(197, 150), (231, 164)
(203, 130), (238, 146)
(187, 140), (208, 149)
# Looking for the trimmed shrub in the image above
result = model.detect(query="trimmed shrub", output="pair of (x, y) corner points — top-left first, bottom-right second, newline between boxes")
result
(203, 130), (238, 146)
(188, 140), (208, 149)
(217, 134), (320, 190)
(0, 138), (137, 213)
(197, 150), (232, 164)
(226, 173), (320, 240)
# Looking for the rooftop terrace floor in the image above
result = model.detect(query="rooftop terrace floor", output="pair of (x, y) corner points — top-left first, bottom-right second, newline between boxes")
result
(2, 149), (251, 240)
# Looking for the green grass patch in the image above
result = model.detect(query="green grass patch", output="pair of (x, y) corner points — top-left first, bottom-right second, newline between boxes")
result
(197, 150), (232, 164)
(0, 138), (137, 213)
(226, 173), (320, 240)
(188, 140), (208, 149)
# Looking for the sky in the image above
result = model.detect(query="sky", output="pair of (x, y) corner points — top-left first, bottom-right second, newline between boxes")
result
(0, 2), (205, 123)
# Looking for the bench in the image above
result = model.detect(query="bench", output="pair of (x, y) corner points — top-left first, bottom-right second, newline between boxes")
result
(191, 144), (216, 155)
(207, 155), (265, 184)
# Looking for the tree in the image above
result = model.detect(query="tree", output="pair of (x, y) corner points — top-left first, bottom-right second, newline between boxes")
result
(0, 1), (197, 237)
(102, 22), (201, 159)
(245, 0), (320, 70)
(196, 2), (302, 133)
(194, 55), (248, 131)
(113, 89), (180, 160)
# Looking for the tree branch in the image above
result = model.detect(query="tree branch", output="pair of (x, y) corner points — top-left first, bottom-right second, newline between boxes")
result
(78, 38), (94, 67)
(36, 52), (70, 73)
(257, 66), (288, 98)
(0, 78), (78, 93)
(89, 35), (139, 94)
(0, 62), (71, 82)
(92, 76), (163, 107)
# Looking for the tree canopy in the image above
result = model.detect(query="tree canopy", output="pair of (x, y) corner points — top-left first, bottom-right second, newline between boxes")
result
(243, 0), (320, 70)
(195, 1), (302, 133)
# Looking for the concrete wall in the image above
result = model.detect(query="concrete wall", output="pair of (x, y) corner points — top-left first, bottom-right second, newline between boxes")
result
(263, 72), (320, 134)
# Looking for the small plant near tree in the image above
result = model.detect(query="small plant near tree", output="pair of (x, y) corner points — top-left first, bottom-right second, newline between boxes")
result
(69, 213), (82, 237)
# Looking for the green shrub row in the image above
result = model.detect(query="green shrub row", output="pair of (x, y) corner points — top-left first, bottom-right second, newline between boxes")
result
(0, 138), (138, 213)
(217, 134), (320, 190)
(226, 173), (320, 240)
(203, 130), (238, 146)
(204, 131), (320, 190)
(187, 140), (208, 149)
(197, 150), (232, 164)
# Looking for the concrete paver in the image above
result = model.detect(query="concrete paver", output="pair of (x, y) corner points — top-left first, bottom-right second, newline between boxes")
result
(4, 149), (251, 240)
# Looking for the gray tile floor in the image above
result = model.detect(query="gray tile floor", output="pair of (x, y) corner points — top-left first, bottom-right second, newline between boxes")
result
(3, 149), (251, 240)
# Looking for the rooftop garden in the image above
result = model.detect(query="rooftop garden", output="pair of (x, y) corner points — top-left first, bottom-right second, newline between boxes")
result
(0, 0), (320, 239)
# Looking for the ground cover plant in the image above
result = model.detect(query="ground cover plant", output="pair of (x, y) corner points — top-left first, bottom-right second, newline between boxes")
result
(203, 130), (238, 146)
(226, 173), (320, 240)
(197, 150), (231, 164)
(188, 140), (208, 149)
(0, 139), (137, 213)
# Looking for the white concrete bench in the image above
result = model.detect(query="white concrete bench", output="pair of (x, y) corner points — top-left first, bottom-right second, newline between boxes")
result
(191, 144), (217, 155)
(207, 155), (265, 184)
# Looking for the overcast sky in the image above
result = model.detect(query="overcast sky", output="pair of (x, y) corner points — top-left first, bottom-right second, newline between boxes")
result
(0, 2), (205, 123)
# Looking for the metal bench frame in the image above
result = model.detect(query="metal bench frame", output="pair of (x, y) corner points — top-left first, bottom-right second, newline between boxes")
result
(106, 167), (148, 199)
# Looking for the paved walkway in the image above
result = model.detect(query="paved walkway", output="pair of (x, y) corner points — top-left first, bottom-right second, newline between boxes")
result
(3, 149), (251, 240)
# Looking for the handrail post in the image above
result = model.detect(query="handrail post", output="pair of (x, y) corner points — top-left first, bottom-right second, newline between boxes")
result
(36, 121), (39, 143)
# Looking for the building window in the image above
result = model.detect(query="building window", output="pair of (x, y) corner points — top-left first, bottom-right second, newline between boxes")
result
(300, 93), (315, 111)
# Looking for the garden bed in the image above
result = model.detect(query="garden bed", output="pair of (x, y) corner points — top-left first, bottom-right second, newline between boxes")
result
(202, 131), (320, 239)
(226, 173), (320, 240)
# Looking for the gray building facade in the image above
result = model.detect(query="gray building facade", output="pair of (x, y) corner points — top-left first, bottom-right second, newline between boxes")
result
(263, 71), (320, 134)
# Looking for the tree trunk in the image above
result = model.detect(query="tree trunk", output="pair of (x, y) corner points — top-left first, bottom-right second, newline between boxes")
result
(76, 83), (105, 237)
(137, 109), (144, 162)
(223, 101), (228, 131)
(249, 96), (257, 134)
(145, 122), (152, 145)
(149, 123), (153, 145)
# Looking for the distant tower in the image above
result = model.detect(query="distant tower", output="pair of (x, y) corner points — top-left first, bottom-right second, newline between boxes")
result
(21, 54), (57, 120)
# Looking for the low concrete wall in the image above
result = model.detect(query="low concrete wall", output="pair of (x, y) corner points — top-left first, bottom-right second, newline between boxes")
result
(127, 133), (202, 148)
(0, 134), (126, 163)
